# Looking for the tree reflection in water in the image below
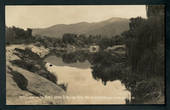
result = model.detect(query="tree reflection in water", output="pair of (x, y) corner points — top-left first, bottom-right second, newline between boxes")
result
(50, 51), (164, 104)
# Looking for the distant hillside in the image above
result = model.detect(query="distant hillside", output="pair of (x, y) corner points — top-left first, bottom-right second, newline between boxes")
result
(32, 17), (129, 38)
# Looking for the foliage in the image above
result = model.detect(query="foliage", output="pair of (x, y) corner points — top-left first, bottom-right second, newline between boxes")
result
(6, 26), (34, 45)
(121, 6), (165, 103)
(6, 25), (126, 51)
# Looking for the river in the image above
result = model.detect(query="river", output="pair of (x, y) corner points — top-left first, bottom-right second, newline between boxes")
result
(44, 54), (131, 104)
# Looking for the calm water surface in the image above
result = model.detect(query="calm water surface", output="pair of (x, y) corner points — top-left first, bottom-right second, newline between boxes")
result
(45, 55), (130, 104)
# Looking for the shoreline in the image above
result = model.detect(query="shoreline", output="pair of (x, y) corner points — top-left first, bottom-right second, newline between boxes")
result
(6, 44), (66, 105)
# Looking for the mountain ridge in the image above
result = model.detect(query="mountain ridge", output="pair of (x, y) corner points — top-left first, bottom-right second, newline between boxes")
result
(32, 17), (130, 38)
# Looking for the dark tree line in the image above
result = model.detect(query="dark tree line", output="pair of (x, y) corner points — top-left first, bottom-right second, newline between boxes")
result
(6, 26), (33, 45)
(61, 33), (125, 49)
(6, 25), (125, 51)
(122, 5), (165, 103)
(123, 5), (164, 77)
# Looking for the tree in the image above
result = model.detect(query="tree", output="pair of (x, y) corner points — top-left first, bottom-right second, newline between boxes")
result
(62, 33), (77, 44)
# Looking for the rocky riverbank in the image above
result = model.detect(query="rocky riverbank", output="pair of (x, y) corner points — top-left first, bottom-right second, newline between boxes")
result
(6, 44), (66, 105)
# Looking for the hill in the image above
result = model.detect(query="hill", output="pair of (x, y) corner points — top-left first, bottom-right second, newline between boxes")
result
(32, 17), (129, 38)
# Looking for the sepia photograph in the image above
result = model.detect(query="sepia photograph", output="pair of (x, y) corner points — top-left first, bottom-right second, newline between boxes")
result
(5, 5), (165, 105)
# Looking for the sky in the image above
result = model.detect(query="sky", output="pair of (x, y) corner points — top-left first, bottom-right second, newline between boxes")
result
(6, 5), (147, 29)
